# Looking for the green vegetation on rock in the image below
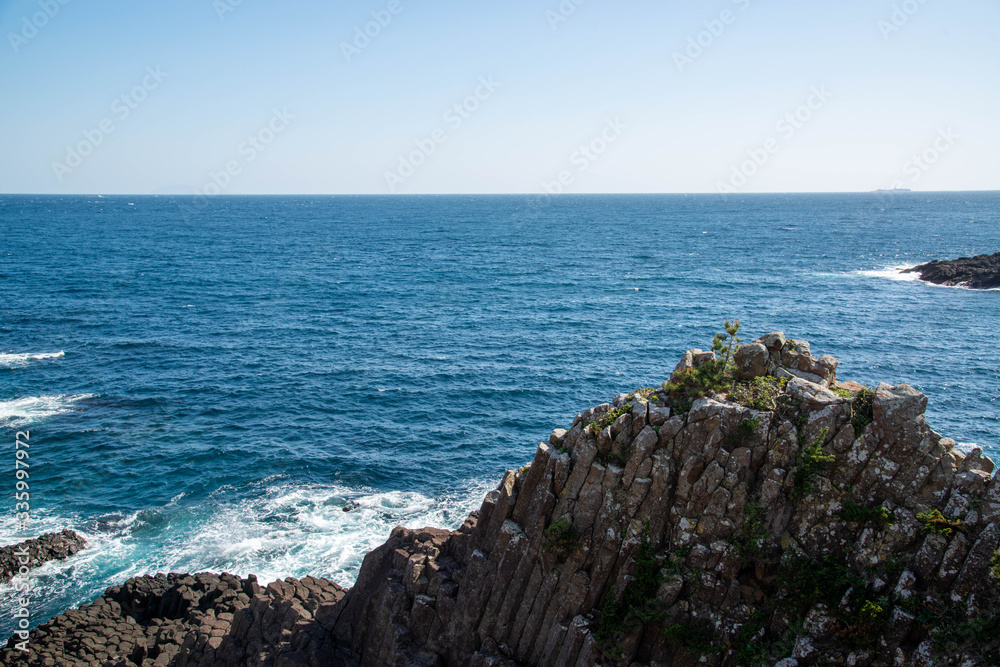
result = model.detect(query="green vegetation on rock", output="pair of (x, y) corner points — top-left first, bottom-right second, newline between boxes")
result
(543, 518), (581, 556)
(726, 417), (761, 449)
(917, 508), (965, 537)
(729, 375), (789, 412)
(587, 402), (633, 435)
(660, 320), (743, 414)
(833, 385), (877, 435)
(733, 500), (772, 565)
(594, 522), (664, 647)
(850, 388), (877, 435)
(793, 428), (833, 497)
(838, 498), (893, 528)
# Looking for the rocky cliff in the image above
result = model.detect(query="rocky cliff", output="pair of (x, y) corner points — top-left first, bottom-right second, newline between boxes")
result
(5, 331), (1000, 667)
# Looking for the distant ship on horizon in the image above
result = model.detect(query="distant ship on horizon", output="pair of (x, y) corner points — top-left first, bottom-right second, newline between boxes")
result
(873, 186), (913, 193)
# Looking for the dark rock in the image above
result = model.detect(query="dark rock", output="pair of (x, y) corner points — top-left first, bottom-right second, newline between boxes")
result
(904, 252), (1000, 290)
(0, 530), (87, 584)
(1, 572), (347, 666)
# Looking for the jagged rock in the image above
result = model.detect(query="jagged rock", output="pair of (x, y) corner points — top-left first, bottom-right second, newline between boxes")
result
(0, 530), (87, 584)
(1, 572), (346, 666)
(317, 333), (999, 666)
(6, 332), (1000, 666)
(903, 252), (1000, 289)
(756, 331), (786, 355)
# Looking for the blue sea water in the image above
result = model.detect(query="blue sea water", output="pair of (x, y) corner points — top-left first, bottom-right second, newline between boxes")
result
(0, 192), (998, 637)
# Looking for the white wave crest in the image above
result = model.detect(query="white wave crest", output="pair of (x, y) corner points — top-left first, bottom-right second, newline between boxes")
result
(0, 351), (65, 369)
(152, 481), (495, 586)
(855, 266), (1000, 291)
(0, 477), (498, 638)
(0, 394), (93, 428)
(853, 265), (922, 282)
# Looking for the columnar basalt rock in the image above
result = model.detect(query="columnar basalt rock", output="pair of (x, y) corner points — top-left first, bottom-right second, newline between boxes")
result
(0, 530), (87, 584)
(1, 572), (348, 666)
(4, 332), (999, 666)
(326, 332), (1000, 667)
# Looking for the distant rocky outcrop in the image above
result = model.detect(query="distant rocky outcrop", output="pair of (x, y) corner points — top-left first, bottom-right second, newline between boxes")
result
(0, 530), (87, 584)
(904, 252), (1000, 289)
(5, 332), (1000, 666)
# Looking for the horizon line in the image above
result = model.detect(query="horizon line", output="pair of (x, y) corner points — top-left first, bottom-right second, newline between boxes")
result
(3, 190), (1000, 197)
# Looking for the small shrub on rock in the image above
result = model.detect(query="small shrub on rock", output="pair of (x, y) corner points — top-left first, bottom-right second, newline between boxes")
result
(661, 319), (743, 413)
(543, 518), (581, 556)
(838, 498), (893, 528)
(834, 385), (877, 434)
(733, 500), (772, 565)
(586, 403), (632, 434)
(729, 376), (789, 412)
(726, 417), (762, 449)
(594, 522), (664, 646)
(793, 428), (833, 497)
(917, 509), (965, 537)
(850, 388), (877, 434)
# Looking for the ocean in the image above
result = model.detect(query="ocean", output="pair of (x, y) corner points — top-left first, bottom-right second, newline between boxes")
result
(1, 192), (998, 637)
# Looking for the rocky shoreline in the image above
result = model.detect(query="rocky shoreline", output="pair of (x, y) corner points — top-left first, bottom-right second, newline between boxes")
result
(5, 331), (1000, 666)
(4, 572), (348, 667)
(0, 530), (87, 585)
(904, 252), (1000, 289)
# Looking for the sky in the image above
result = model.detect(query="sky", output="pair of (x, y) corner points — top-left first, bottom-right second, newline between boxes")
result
(0, 0), (997, 195)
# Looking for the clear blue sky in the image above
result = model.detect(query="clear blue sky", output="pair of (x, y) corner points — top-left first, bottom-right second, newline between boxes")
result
(1, 0), (997, 194)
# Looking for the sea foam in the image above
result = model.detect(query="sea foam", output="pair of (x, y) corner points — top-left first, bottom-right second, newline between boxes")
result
(0, 351), (65, 369)
(855, 266), (1000, 291)
(0, 478), (495, 638)
(0, 394), (93, 428)
(853, 265), (922, 282)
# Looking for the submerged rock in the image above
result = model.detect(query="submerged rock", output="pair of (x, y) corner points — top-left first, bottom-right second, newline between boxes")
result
(904, 252), (1000, 290)
(5, 332), (1000, 666)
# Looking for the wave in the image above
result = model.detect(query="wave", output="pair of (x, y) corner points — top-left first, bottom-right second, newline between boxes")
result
(0, 394), (93, 428)
(151, 480), (496, 586)
(854, 266), (1000, 291)
(852, 265), (922, 282)
(0, 351), (65, 369)
(0, 477), (497, 637)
